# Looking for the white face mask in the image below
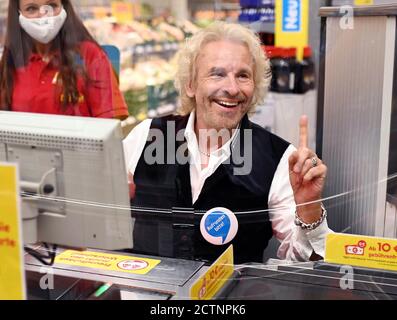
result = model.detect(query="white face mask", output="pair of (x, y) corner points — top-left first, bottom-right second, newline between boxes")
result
(19, 8), (67, 44)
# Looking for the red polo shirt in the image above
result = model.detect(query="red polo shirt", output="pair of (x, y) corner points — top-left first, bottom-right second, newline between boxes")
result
(11, 41), (129, 119)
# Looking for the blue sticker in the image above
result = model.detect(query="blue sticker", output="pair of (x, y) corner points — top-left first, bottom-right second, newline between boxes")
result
(282, 0), (301, 32)
(204, 211), (231, 244)
(200, 207), (238, 246)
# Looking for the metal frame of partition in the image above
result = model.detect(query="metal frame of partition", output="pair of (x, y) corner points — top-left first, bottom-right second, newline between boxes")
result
(317, 4), (397, 237)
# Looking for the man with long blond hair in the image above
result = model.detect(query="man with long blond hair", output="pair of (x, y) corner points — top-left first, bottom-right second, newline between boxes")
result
(123, 22), (331, 264)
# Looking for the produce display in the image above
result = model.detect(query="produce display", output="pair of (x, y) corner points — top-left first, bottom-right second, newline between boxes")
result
(84, 17), (200, 120)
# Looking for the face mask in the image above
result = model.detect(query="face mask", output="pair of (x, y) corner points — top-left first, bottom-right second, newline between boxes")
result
(19, 8), (67, 44)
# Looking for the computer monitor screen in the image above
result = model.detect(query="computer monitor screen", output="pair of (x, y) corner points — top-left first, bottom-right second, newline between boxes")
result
(0, 111), (133, 250)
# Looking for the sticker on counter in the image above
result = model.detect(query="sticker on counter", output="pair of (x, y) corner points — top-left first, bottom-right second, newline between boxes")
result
(55, 250), (161, 275)
(0, 163), (26, 300)
(190, 245), (234, 300)
(200, 207), (238, 245)
(325, 233), (397, 272)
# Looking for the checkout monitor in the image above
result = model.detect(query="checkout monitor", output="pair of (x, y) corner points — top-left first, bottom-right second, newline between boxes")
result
(0, 111), (133, 250)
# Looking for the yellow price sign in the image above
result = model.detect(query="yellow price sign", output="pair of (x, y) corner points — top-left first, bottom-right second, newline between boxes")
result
(325, 233), (397, 272)
(93, 7), (109, 19)
(0, 163), (25, 300)
(55, 250), (161, 275)
(190, 245), (234, 300)
(111, 1), (134, 23)
(354, 0), (374, 5)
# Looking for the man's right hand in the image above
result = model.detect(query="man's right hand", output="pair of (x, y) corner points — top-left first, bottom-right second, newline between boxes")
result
(288, 115), (327, 223)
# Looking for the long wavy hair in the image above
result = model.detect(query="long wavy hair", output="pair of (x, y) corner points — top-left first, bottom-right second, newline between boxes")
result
(0, 0), (102, 109)
(174, 21), (272, 115)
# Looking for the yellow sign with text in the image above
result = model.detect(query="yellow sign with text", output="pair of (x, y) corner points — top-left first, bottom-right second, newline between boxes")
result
(93, 7), (110, 19)
(354, 0), (374, 5)
(55, 250), (161, 275)
(325, 233), (397, 272)
(0, 163), (25, 300)
(190, 245), (234, 300)
(111, 1), (136, 23)
(275, 0), (309, 61)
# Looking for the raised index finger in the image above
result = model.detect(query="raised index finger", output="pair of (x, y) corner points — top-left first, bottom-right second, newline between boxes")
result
(299, 115), (309, 148)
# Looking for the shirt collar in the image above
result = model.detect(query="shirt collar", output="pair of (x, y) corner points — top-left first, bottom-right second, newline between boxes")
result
(184, 111), (241, 159)
(29, 51), (60, 63)
(29, 53), (43, 62)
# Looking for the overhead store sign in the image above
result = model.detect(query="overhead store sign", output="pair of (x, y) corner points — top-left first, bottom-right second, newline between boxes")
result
(0, 163), (25, 300)
(275, 0), (308, 60)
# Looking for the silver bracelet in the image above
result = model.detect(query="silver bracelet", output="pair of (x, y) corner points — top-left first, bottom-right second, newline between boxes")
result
(294, 204), (327, 230)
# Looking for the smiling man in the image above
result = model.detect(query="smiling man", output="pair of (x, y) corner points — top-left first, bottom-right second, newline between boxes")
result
(123, 22), (332, 264)
(186, 40), (254, 132)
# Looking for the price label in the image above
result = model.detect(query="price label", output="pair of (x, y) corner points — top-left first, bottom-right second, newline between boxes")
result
(0, 163), (25, 300)
(354, 0), (374, 5)
(325, 233), (397, 272)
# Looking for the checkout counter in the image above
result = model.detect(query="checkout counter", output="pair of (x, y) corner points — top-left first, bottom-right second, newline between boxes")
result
(4, 3), (397, 302)
(24, 245), (397, 300)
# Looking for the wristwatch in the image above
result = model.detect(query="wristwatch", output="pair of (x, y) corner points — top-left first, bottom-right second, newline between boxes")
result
(294, 204), (327, 230)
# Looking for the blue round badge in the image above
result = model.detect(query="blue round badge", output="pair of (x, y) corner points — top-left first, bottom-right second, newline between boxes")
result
(200, 207), (238, 245)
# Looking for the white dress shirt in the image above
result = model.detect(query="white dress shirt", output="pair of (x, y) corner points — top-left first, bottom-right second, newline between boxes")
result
(123, 112), (332, 261)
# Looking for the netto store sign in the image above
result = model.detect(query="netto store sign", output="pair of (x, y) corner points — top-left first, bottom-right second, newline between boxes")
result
(282, 0), (301, 32)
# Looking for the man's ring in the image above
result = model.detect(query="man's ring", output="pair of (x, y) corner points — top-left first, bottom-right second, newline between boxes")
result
(311, 157), (318, 168)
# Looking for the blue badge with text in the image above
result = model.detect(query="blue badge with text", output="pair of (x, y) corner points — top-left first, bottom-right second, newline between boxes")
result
(200, 207), (238, 245)
(282, 0), (301, 32)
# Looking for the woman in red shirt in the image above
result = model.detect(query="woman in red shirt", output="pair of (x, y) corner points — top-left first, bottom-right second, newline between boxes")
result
(0, 0), (129, 119)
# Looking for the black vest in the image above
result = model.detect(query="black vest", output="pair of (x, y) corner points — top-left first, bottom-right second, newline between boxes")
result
(130, 114), (290, 264)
